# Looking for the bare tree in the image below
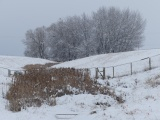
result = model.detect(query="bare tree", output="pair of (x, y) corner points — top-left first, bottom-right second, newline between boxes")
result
(78, 13), (96, 57)
(47, 16), (93, 61)
(23, 26), (48, 59)
(92, 7), (145, 54)
(23, 7), (146, 61)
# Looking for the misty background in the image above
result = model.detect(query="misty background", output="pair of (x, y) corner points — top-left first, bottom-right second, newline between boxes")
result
(0, 0), (159, 56)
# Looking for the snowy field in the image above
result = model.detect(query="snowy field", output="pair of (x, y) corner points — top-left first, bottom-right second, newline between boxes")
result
(55, 49), (160, 68)
(0, 49), (160, 120)
(0, 56), (56, 76)
(0, 55), (56, 69)
(55, 49), (160, 78)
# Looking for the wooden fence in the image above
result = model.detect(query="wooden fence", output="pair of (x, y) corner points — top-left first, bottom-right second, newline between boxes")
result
(0, 67), (25, 77)
(0, 67), (11, 77)
(94, 54), (160, 79)
(0, 54), (160, 79)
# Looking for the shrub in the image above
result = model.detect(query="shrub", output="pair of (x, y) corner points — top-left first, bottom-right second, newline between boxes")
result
(6, 65), (124, 112)
(146, 74), (160, 87)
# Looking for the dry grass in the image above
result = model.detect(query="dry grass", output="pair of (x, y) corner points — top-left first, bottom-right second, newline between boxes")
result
(6, 64), (124, 112)
(146, 75), (160, 87)
(23, 62), (56, 70)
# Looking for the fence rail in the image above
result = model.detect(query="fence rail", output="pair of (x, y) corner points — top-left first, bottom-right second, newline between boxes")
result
(0, 67), (11, 77)
(92, 54), (160, 79)
(0, 54), (160, 79)
(0, 67), (25, 77)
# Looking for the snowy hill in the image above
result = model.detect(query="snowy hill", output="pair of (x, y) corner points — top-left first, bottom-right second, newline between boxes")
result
(55, 49), (160, 68)
(0, 49), (160, 120)
(0, 55), (56, 70)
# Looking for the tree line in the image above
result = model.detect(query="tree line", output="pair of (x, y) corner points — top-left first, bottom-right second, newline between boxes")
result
(23, 7), (146, 62)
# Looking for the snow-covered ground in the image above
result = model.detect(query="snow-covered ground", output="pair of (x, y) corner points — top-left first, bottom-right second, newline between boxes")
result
(55, 49), (160, 68)
(0, 55), (56, 70)
(55, 49), (160, 78)
(0, 55), (56, 76)
(0, 49), (160, 120)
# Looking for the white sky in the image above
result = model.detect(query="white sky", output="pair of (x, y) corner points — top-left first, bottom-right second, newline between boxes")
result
(0, 0), (160, 56)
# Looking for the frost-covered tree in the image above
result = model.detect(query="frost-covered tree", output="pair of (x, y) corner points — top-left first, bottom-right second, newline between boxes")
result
(47, 15), (94, 61)
(78, 13), (96, 57)
(23, 7), (146, 61)
(47, 18), (81, 61)
(23, 26), (49, 59)
(92, 7), (145, 54)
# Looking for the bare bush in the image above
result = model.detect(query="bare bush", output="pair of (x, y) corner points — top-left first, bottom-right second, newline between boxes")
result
(146, 75), (160, 87)
(23, 63), (50, 70)
(6, 65), (124, 112)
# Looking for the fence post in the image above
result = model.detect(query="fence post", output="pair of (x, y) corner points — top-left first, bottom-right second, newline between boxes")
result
(88, 69), (91, 76)
(149, 57), (151, 70)
(95, 68), (98, 79)
(112, 67), (114, 78)
(103, 67), (106, 80)
(8, 69), (11, 77)
(130, 63), (132, 75)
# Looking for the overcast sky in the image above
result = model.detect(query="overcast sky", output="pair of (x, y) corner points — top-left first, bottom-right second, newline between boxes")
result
(0, 0), (160, 56)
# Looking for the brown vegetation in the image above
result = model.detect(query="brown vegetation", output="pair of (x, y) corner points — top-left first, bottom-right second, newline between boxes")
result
(23, 62), (58, 70)
(6, 64), (124, 112)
